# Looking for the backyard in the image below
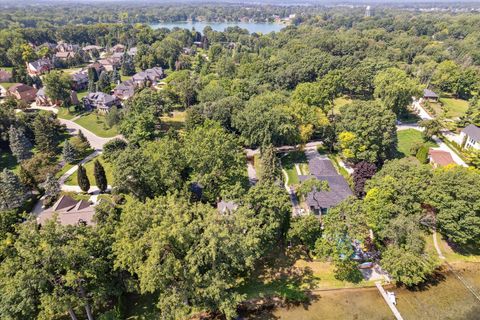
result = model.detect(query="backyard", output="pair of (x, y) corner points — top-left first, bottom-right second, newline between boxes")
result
(397, 129), (438, 157)
(160, 110), (186, 131)
(74, 112), (119, 138)
(427, 97), (469, 119)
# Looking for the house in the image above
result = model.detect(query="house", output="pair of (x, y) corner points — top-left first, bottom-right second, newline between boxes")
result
(428, 149), (455, 168)
(0, 69), (12, 82)
(37, 195), (96, 226)
(217, 200), (238, 214)
(423, 89), (439, 102)
(298, 156), (353, 216)
(87, 61), (106, 75)
(71, 70), (89, 91)
(55, 51), (76, 61)
(7, 83), (38, 102)
(460, 124), (480, 150)
(27, 58), (53, 76)
(98, 58), (119, 72)
(36, 87), (79, 106)
(113, 80), (135, 100)
(56, 41), (80, 53)
(83, 45), (103, 53)
(110, 44), (126, 53)
(131, 67), (164, 87)
(83, 92), (120, 114)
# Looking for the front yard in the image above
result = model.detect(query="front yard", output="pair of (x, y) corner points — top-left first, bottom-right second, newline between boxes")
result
(280, 151), (308, 186)
(74, 112), (118, 138)
(65, 156), (113, 186)
(397, 129), (438, 157)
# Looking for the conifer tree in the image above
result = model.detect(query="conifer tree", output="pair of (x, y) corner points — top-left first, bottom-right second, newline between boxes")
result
(77, 164), (90, 193)
(96, 71), (111, 93)
(259, 144), (279, 183)
(43, 173), (60, 207)
(8, 125), (32, 162)
(93, 160), (108, 193)
(62, 140), (77, 163)
(121, 53), (135, 76)
(0, 169), (28, 211)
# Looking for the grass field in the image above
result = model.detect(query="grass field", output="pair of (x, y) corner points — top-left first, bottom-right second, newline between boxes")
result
(333, 96), (352, 114)
(280, 151), (307, 185)
(440, 97), (469, 118)
(74, 113), (118, 138)
(57, 106), (85, 120)
(76, 90), (88, 100)
(0, 82), (15, 90)
(160, 111), (186, 131)
(397, 129), (438, 157)
(65, 156), (113, 186)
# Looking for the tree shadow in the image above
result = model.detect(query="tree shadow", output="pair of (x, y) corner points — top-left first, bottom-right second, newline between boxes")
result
(400, 268), (447, 292)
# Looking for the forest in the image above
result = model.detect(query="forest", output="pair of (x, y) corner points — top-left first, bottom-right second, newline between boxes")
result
(1, 2), (480, 320)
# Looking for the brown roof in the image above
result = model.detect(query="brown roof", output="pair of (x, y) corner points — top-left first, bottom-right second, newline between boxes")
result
(9, 83), (36, 93)
(429, 149), (455, 166)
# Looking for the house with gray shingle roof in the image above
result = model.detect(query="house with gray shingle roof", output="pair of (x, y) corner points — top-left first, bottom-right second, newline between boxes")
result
(132, 67), (164, 87)
(83, 92), (120, 114)
(37, 195), (96, 226)
(460, 124), (480, 150)
(423, 89), (439, 102)
(113, 80), (135, 100)
(298, 157), (352, 216)
(27, 58), (53, 76)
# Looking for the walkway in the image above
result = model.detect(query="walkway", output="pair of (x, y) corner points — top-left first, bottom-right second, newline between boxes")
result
(375, 281), (404, 320)
(282, 169), (302, 216)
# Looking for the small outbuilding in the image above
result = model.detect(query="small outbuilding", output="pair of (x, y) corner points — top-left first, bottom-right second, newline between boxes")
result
(428, 149), (455, 168)
(423, 89), (439, 102)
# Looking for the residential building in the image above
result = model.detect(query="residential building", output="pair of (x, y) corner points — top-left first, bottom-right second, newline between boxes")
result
(460, 124), (480, 150)
(55, 51), (76, 61)
(56, 41), (80, 53)
(98, 58), (120, 72)
(113, 80), (135, 100)
(423, 89), (439, 102)
(83, 92), (120, 113)
(110, 44), (126, 53)
(0, 69), (12, 82)
(71, 70), (89, 91)
(132, 67), (164, 87)
(299, 157), (353, 216)
(87, 61), (106, 75)
(27, 58), (53, 76)
(37, 195), (96, 226)
(7, 83), (38, 102)
(428, 149), (455, 168)
(83, 45), (103, 53)
(36, 87), (79, 106)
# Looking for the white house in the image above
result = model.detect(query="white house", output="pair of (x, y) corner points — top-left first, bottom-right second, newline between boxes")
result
(460, 124), (480, 150)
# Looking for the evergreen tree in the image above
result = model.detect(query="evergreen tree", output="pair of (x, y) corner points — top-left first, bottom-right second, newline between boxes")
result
(62, 139), (77, 163)
(33, 113), (60, 154)
(121, 53), (135, 76)
(87, 66), (98, 83)
(8, 125), (32, 162)
(42, 173), (60, 207)
(259, 144), (279, 183)
(111, 69), (120, 85)
(18, 165), (36, 190)
(87, 78), (96, 93)
(94, 160), (108, 193)
(0, 169), (28, 211)
(77, 164), (90, 193)
(96, 71), (111, 93)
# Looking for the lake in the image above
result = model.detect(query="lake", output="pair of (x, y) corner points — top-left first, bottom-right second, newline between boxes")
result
(149, 21), (285, 34)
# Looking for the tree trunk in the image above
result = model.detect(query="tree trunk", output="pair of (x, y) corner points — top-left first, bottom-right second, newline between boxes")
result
(68, 307), (78, 320)
(84, 303), (94, 320)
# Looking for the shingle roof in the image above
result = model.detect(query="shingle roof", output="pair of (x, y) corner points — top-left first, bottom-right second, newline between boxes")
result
(428, 149), (455, 166)
(423, 89), (438, 98)
(9, 83), (36, 93)
(38, 195), (96, 226)
(86, 92), (117, 105)
(463, 124), (480, 142)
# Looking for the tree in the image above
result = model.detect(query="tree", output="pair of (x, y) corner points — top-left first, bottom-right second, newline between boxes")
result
(0, 169), (28, 211)
(42, 173), (60, 207)
(93, 160), (107, 193)
(419, 119), (441, 141)
(431, 60), (460, 94)
(296, 177), (330, 199)
(102, 138), (127, 162)
(427, 166), (480, 246)
(96, 71), (111, 93)
(43, 71), (72, 106)
(336, 101), (397, 164)
(105, 106), (121, 128)
(77, 164), (90, 193)
(33, 112), (61, 154)
(62, 139), (77, 163)
(287, 215), (322, 255)
(374, 67), (421, 115)
(120, 53), (135, 76)
(352, 161), (377, 198)
(70, 130), (91, 157)
(8, 125), (32, 162)
(416, 145), (429, 164)
(259, 144), (280, 183)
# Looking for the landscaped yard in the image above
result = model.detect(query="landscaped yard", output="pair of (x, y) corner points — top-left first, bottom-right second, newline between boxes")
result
(74, 112), (118, 138)
(160, 111), (186, 131)
(397, 129), (438, 157)
(440, 97), (469, 118)
(65, 156), (113, 186)
(0, 82), (15, 90)
(280, 151), (308, 185)
(57, 106), (85, 120)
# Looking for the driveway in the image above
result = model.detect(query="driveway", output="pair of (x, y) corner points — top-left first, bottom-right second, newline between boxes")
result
(412, 98), (433, 120)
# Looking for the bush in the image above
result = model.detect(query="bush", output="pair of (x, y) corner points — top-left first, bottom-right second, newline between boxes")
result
(103, 138), (128, 162)
(416, 145), (429, 164)
(409, 142), (424, 156)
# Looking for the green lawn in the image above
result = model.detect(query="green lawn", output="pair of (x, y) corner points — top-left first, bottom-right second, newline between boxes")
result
(57, 106), (85, 120)
(0, 82), (15, 90)
(0, 66), (13, 72)
(333, 96), (352, 114)
(160, 111), (186, 131)
(121, 75), (133, 82)
(397, 129), (438, 157)
(74, 113), (118, 138)
(440, 97), (469, 118)
(65, 156), (113, 186)
(280, 151), (307, 186)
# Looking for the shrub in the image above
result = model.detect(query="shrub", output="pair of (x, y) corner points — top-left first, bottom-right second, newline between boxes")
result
(416, 145), (429, 164)
(103, 138), (128, 162)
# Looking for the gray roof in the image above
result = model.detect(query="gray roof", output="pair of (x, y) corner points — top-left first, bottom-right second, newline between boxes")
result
(423, 89), (438, 98)
(299, 157), (352, 210)
(72, 71), (88, 82)
(217, 200), (238, 214)
(463, 124), (480, 142)
(132, 67), (164, 83)
(37, 195), (95, 226)
(85, 92), (117, 106)
(36, 87), (46, 97)
(29, 58), (51, 70)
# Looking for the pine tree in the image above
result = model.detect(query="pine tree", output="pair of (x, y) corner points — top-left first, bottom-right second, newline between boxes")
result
(63, 140), (77, 163)
(96, 71), (111, 93)
(0, 169), (28, 211)
(259, 144), (279, 183)
(88, 78), (96, 93)
(121, 53), (135, 76)
(77, 164), (90, 193)
(93, 160), (108, 193)
(8, 125), (32, 162)
(43, 173), (60, 207)
(111, 69), (120, 85)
